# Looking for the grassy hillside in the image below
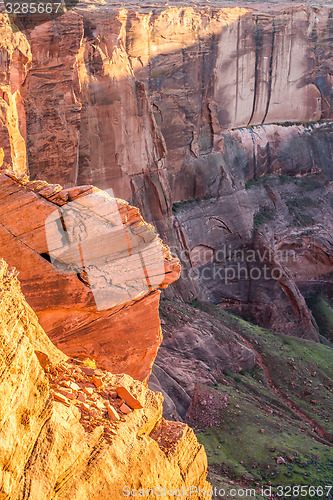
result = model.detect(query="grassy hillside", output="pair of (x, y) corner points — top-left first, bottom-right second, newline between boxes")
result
(186, 301), (333, 496)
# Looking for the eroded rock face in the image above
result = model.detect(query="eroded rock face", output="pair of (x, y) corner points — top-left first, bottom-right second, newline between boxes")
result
(148, 299), (257, 421)
(0, 19), (30, 174)
(171, 170), (333, 340)
(1, 6), (332, 208)
(0, 259), (210, 499)
(0, 171), (180, 381)
(1, 5), (332, 340)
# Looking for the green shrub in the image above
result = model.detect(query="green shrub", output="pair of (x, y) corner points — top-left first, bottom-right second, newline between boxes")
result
(172, 195), (214, 213)
(253, 206), (275, 232)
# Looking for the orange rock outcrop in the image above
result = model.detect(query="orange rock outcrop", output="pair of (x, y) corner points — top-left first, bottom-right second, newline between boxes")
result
(0, 259), (210, 498)
(0, 171), (180, 381)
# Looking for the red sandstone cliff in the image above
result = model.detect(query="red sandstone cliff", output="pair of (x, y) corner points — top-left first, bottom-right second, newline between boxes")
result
(0, 5), (332, 205)
(1, 4), (332, 341)
(0, 170), (180, 381)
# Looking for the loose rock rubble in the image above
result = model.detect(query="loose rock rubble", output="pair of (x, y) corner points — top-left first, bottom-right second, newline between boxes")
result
(48, 358), (143, 441)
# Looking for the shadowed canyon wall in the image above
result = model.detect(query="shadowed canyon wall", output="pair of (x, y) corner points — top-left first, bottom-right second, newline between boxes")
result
(1, 5), (332, 491)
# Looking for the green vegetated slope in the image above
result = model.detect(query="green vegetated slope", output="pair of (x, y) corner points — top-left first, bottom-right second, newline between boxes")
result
(187, 302), (333, 496)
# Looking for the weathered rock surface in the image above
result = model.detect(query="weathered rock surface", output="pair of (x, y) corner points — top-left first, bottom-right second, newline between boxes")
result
(0, 18), (30, 175)
(0, 259), (210, 499)
(0, 5), (332, 205)
(172, 165), (333, 340)
(148, 299), (257, 421)
(0, 171), (180, 381)
(1, 4), (332, 341)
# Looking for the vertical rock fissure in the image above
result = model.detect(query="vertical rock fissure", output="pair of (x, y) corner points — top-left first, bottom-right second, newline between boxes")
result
(247, 16), (262, 126)
(235, 16), (241, 122)
(262, 19), (275, 125)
